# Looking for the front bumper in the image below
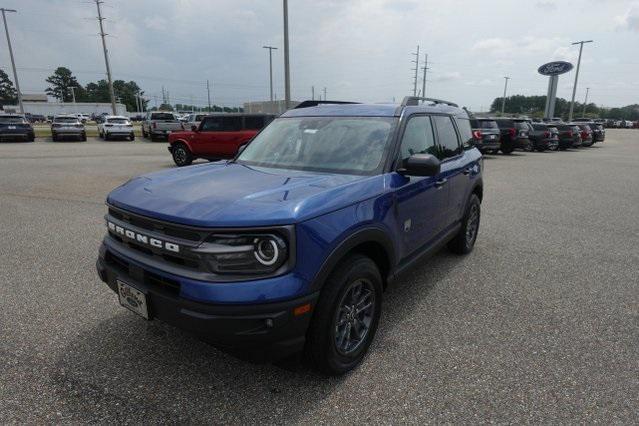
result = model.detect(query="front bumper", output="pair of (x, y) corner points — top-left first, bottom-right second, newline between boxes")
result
(96, 243), (318, 358)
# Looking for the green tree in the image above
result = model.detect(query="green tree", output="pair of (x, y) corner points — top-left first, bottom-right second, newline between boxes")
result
(45, 67), (81, 102)
(0, 68), (17, 105)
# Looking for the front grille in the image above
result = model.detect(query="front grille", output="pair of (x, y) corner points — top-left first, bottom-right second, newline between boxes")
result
(108, 207), (202, 241)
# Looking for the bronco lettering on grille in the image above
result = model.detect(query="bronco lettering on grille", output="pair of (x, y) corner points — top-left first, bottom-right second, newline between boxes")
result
(107, 221), (180, 253)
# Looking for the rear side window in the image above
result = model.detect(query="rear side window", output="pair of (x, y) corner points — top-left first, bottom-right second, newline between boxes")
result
(532, 124), (547, 130)
(151, 113), (175, 120)
(200, 117), (222, 131)
(244, 116), (266, 130)
(399, 115), (437, 161)
(433, 115), (461, 159)
(195, 115), (207, 121)
(455, 117), (473, 149)
(222, 116), (242, 131)
(470, 119), (479, 128)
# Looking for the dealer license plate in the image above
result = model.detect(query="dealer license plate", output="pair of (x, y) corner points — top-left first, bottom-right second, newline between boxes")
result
(117, 280), (149, 319)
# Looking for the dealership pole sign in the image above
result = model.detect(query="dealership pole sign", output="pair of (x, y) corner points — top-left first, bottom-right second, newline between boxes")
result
(538, 61), (574, 119)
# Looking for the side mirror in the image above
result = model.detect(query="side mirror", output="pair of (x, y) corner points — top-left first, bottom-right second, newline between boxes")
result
(398, 154), (440, 177)
(191, 125), (198, 132)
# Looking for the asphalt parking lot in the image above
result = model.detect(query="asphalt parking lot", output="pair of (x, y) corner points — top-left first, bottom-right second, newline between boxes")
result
(1, 131), (638, 423)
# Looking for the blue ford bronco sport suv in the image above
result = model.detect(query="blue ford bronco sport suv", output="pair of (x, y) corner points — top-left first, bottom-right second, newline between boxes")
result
(96, 97), (483, 375)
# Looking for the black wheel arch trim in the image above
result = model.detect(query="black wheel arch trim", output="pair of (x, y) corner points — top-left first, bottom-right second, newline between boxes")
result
(309, 226), (396, 293)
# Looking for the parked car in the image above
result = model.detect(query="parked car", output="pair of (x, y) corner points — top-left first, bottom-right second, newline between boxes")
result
(51, 115), (86, 141)
(528, 122), (559, 152)
(141, 111), (183, 141)
(545, 125), (560, 151)
(551, 123), (581, 150)
(76, 114), (90, 123)
(493, 118), (531, 154)
(573, 119), (606, 142)
(98, 116), (135, 141)
(182, 113), (208, 131)
(168, 113), (276, 166)
(96, 97), (484, 375)
(469, 118), (501, 154)
(0, 114), (35, 142)
(572, 123), (594, 147)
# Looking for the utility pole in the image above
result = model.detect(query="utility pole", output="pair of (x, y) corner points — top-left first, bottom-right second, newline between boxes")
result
(135, 92), (140, 113)
(311, 86), (315, 100)
(323, 87), (327, 101)
(568, 40), (593, 122)
(95, 1), (117, 115)
(69, 86), (77, 112)
(206, 80), (212, 111)
(283, 0), (291, 109)
(582, 87), (590, 117)
(1, 8), (23, 114)
(421, 53), (429, 99)
(262, 46), (277, 102)
(411, 45), (420, 96)
(501, 76), (510, 115)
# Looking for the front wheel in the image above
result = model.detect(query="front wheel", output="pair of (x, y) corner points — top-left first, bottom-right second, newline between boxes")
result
(172, 143), (193, 167)
(305, 254), (382, 375)
(448, 194), (481, 255)
(129, 132), (135, 141)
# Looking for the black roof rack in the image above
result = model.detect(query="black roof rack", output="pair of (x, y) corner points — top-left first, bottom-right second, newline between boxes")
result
(294, 100), (360, 109)
(400, 96), (458, 108)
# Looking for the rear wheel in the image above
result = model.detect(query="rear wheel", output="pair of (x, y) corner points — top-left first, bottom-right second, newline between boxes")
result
(448, 194), (481, 255)
(500, 145), (514, 154)
(172, 143), (193, 167)
(129, 132), (135, 141)
(305, 254), (382, 375)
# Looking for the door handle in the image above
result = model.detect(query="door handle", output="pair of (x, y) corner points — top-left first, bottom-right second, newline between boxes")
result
(435, 178), (447, 188)
(462, 167), (472, 175)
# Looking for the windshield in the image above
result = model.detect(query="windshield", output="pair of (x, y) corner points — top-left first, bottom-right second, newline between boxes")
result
(55, 117), (79, 123)
(237, 116), (395, 174)
(107, 118), (128, 124)
(0, 116), (25, 124)
(478, 120), (498, 129)
(151, 113), (176, 120)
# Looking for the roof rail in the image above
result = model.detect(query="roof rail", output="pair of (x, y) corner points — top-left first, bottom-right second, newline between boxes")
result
(400, 96), (458, 108)
(294, 100), (360, 109)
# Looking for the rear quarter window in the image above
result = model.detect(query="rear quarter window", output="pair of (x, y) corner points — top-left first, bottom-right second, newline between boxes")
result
(455, 117), (473, 149)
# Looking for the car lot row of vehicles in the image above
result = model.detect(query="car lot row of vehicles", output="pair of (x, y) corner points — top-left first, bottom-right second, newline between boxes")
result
(469, 117), (605, 154)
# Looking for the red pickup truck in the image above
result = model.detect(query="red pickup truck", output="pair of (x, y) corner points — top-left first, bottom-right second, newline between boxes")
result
(168, 113), (276, 166)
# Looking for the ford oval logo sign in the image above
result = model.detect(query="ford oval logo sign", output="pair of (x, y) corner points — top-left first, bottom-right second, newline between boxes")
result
(538, 61), (574, 76)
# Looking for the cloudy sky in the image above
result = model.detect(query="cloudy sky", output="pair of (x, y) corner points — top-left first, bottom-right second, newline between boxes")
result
(1, 0), (638, 110)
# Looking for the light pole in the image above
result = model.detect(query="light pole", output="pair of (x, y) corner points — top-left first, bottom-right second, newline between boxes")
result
(501, 76), (510, 115)
(283, 0), (291, 109)
(1, 8), (23, 114)
(568, 40), (593, 122)
(262, 46), (278, 102)
(582, 87), (589, 117)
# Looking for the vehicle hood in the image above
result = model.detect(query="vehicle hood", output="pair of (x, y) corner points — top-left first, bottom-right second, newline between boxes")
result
(106, 162), (385, 227)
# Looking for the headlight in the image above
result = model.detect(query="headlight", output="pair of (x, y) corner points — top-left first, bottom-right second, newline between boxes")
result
(194, 233), (289, 275)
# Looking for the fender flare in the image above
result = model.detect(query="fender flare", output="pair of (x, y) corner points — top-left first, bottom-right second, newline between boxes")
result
(170, 138), (194, 153)
(309, 226), (396, 293)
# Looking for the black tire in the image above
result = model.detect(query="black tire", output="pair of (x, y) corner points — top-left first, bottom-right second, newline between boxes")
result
(536, 147), (545, 152)
(81, 133), (87, 142)
(129, 133), (135, 141)
(172, 143), (193, 167)
(559, 146), (567, 151)
(51, 133), (57, 142)
(500, 145), (514, 154)
(27, 134), (35, 142)
(305, 254), (382, 375)
(448, 194), (481, 255)
(104, 132), (109, 141)
(142, 128), (148, 138)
